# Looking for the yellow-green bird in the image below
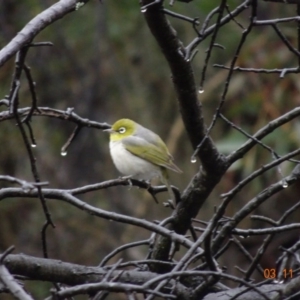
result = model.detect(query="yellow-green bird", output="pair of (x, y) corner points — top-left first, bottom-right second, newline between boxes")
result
(104, 119), (182, 197)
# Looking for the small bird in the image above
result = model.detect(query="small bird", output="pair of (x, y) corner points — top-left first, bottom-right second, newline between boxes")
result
(104, 119), (182, 198)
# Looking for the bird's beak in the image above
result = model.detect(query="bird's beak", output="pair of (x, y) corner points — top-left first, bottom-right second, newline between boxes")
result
(103, 128), (115, 134)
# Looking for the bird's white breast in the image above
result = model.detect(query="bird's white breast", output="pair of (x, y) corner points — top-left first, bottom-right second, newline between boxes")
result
(109, 141), (160, 180)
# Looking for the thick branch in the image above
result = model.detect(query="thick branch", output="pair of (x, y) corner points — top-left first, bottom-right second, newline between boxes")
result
(141, 0), (228, 267)
(3, 253), (292, 300)
(3, 254), (163, 287)
(141, 1), (224, 171)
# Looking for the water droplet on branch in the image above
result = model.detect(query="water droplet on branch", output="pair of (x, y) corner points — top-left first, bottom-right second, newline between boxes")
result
(61, 151), (67, 157)
(282, 180), (288, 188)
(191, 157), (197, 163)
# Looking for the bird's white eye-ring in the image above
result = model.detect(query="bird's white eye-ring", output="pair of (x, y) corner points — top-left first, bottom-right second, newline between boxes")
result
(118, 127), (126, 134)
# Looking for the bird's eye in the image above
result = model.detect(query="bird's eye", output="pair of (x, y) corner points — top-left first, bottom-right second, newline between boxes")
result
(118, 127), (126, 134)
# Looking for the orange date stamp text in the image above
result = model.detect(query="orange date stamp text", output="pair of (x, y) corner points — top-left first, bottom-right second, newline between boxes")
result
(263, 268), (293, 279)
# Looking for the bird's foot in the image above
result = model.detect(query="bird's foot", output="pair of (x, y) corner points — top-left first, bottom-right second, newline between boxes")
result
(142, 180), (152, 190)
(163, 199), (175, 209)
(119, 175), (133, 189)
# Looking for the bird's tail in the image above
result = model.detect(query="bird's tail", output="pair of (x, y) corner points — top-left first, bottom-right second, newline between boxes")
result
(161, 168), (174, 201)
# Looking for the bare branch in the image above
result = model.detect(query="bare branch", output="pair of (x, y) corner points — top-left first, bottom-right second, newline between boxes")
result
(0, 184), (200, 251)
(0, 248), (33, 300)
(0, 0), (91, 67)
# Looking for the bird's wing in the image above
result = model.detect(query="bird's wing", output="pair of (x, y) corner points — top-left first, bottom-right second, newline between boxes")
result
(122, 136), (182, 173)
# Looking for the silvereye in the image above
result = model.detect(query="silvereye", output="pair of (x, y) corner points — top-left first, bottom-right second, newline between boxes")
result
(104, 119), (182, 197)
